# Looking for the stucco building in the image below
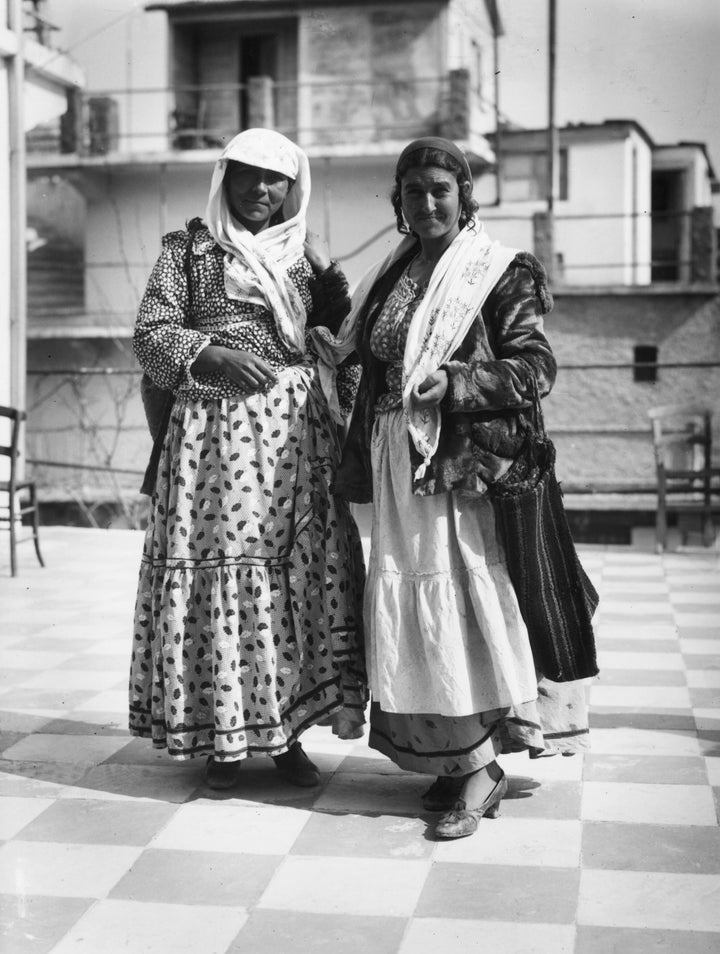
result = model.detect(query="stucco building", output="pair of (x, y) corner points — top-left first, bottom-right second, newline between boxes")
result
(21, 0), (720, 538)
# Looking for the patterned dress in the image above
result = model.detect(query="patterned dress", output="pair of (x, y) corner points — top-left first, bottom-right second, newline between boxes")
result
(129, 225), (367, 762)
(365, 262), (589, 776)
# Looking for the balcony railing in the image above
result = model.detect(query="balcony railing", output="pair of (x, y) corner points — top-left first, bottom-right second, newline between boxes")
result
(23, 0), (59, 48)
(26, 71), (477, 158)
(24, 205), (718, 342)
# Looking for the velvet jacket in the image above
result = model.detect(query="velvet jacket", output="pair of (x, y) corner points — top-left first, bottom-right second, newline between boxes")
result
(334, 242), (556, 503)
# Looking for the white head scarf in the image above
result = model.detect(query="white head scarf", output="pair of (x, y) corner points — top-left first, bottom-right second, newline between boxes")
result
(205, 128), (311, 353)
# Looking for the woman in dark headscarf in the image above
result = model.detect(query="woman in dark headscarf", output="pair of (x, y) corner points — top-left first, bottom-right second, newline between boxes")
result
(329, 137), (590, 839)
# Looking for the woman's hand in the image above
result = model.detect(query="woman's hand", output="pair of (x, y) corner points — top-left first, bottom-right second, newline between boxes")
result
(411, 370), (448, 408)
(191, 345), (277, 391)
(304, 230), (332, 273)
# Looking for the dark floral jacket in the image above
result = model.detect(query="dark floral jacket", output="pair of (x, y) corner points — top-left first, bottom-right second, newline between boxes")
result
(335, 244), (556, 502)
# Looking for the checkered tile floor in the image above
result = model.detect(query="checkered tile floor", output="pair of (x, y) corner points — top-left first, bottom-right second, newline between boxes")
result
(1, 526), (719, 954)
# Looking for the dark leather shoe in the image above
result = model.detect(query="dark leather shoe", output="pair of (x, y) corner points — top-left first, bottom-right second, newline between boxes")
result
(421, 775), (466, 812)
(434, 772), (508, 839)
(204, 756), (242, 791)
(272, 742), (321, 787)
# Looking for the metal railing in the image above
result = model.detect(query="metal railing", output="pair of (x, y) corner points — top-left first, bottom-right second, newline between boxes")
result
(26, 73), (475, 157)
(23, 0), (59, 47)
(24, 362), (720, 503)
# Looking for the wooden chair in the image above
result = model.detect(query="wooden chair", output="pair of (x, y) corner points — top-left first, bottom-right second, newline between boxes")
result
(648, 403), (720, 552)
(0, 405), (45, 576)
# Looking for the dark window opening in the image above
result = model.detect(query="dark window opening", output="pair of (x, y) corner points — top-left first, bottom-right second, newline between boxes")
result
(634, 344), (658, 383)
(651, 169), (684, 281)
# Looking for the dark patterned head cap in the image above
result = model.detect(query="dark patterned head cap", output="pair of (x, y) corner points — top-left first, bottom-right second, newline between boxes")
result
(395, 137), (472, 181)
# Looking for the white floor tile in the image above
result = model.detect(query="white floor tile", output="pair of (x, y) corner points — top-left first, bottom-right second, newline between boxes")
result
(0, 650), (77, 669)
(434, 818), (582, 867)
(581, 782), (717, 826)
(680, 639), (720, 654)
(0, 796), (54, 839)
(597, 651), (684, 671)
(671, 591), (720, 605)
(400, 919), (576, 954)
(597, 625), (679, 642)
(687, 670), (720, 688)
(0, 841), (141, 897)
(150, 803), (312, 855)
(18, 669), (122, 691)
(666, 573), (720, 588)
(674, 612), (720, 628)
(503, 751), (583, 781)
(589, 685), (691, 709)
(257, 856), (431, 917)
(589, 728), (700, 757)
(73, 690), (129, 713)
(579, 869), (720, 931)
(599, 603), (673, 618)
(601, 582), (669, 595)
(49, 899), (247, 954)
(705, 757), (720, 785)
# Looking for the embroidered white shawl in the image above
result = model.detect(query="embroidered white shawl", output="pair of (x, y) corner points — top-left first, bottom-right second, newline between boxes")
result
(205, 128), (310, 353)
(313, 219), (517, 473)
(401, 220), (518, 478)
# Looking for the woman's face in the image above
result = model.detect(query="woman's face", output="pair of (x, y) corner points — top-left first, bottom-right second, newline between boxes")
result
(400, 165), (462, 242)
(224, 161), (291, 233)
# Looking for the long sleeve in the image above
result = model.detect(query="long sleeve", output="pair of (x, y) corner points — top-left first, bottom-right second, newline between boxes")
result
(442, 252), (556, 413)
(307, 260), (352, 334)
(133, 230), (211, 390)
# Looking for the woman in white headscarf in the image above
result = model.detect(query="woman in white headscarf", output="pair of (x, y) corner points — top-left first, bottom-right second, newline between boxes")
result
(129, 129), (367, 791)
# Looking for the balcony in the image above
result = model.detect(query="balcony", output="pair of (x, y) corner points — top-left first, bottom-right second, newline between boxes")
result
(25, 70), (492, 164)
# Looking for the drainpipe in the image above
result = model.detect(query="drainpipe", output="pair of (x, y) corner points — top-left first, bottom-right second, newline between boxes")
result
(493, 23), (502, 205)
(8, 0), (26, 418)
(546, 0), (558, 281)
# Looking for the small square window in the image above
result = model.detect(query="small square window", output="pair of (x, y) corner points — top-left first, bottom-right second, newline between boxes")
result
(634, 345), (658, 383)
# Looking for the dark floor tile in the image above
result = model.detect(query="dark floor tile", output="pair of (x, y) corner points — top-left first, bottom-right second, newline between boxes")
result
(77, 764), (203, 803)
(109, 848), (280, 906)
(576, 926), (720, 954)
(334, 754), (407, 776)
(598, 639), (679, 653)
(0, 759), (93, 788)
(416, 862), (579, 923)
(595, 669), (687, 686)
(227, 910), (408, 954)
(676, 627), (720, 639)
(698, 734), (720, 757)
(673, 602), (720, 615)
(41, 718), (129, 737)
(0, 713), (51, 734)
(600, 614), (675, 627)
(589, 712), (696, 731)
(18, 798), (178, 846)
(0, 894), (92, 954)
(0, 733), (28, 758)
(583, 821), (720, 874)
(501, 779), (581, 820)
(690, 689), (720, 707)
(313, 772), (429, 817)
(683, 654), (720, 670)
(104, 738), (179, 766)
